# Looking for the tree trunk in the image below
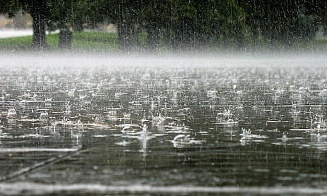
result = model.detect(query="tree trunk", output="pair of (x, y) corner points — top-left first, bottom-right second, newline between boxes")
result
(146, 25), (160, 50)
(117, 23), (131, 51)
(59, 29), (73, 49)
(30, 0), (48, 49)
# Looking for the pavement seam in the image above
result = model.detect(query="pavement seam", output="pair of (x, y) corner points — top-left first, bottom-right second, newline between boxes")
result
(0, 148), (89, 182)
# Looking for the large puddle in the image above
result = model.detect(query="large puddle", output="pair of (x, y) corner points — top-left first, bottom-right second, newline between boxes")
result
(0, 53), (327, 195)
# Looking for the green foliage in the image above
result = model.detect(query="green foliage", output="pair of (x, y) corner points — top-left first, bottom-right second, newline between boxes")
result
(47, 0), (98, 32)
(0, 0), (22, 16)
(1, 0), (326, 51)
(237, 0), (327, 49)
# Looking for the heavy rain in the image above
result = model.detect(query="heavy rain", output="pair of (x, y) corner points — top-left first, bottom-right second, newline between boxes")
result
(1, 1), (327, 195)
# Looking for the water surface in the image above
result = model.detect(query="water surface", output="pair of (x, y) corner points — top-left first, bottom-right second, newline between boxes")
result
(0, 53), (327, 195)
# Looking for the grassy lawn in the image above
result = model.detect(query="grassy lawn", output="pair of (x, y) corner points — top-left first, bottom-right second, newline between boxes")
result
(313, 37), (327, 51)
(73, 32), (119, 51)
(0, 30), (327, 52)
(0, 31), (120, 52)
(0, 35), (33, 50)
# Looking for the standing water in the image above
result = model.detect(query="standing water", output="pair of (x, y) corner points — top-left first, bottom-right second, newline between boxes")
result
(0, 53), (327, 195)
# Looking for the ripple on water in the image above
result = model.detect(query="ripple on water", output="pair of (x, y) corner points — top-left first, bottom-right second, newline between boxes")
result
(92, 135), (109, 138)
(115, 140), (132, 146)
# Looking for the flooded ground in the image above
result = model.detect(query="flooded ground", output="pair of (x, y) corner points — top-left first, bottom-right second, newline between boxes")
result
(0, 53), (327, 195)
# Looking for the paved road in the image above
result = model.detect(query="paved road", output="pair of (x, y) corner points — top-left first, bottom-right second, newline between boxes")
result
(0, 29), (33, 38)
(0, 29), (58, 38)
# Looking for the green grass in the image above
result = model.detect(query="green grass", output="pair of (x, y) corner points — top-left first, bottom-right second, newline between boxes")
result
(1, 30), (327, 52)
(0, 31), (120, 52)
(313, 37), (327, 51)
(73, 32), (119, 51)
(0, 35), (33, 50)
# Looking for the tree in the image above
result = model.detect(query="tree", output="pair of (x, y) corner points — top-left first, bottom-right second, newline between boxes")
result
(126, 0), (248, 50)
(48, 0), (108, 49)
(237, 0), (326, 49)
(0, 0), (48, 49)
(195, 0), (248, 49)
(28, 0), (48, 49)
(96, 0), (143, 51)
(48, 0), (73, 48)
(0, 0), (21, 17)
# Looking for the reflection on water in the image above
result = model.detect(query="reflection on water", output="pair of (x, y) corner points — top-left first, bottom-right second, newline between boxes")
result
(1, 55), (327, 194)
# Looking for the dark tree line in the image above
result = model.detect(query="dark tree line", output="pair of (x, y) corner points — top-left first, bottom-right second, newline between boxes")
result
(0, 0), (326, 51)
(238, 0), (327, 49)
